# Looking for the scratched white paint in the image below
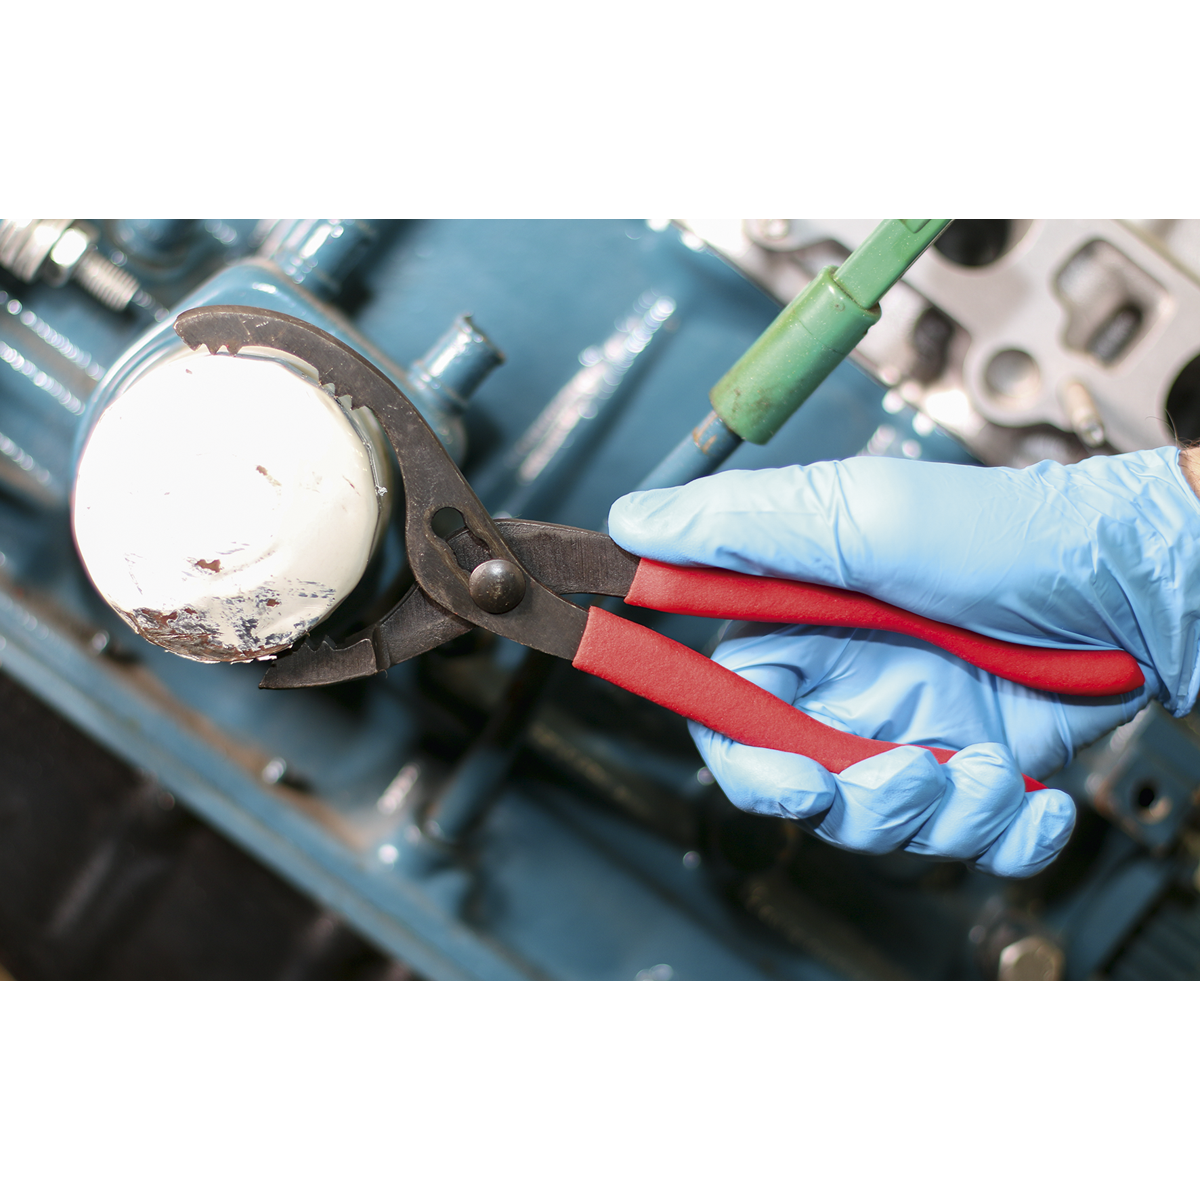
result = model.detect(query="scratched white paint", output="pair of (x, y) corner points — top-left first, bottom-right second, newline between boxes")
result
(72, 348), (385, 663)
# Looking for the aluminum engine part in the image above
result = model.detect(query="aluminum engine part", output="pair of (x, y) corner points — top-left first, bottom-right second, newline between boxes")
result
(682, 219), (1200, 467)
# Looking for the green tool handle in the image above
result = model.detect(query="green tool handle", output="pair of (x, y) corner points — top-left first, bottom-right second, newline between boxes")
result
(709, 219), (950, 444)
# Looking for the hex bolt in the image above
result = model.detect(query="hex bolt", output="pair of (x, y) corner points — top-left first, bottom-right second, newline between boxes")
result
(0, 218), (142, 312)
(468, 558), (526, 614)
(997, 935), (1065, 981)
(972, 899), (1066, 981)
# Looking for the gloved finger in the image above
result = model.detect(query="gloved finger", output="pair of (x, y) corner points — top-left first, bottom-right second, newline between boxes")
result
(902, 743), (1034, 860)
(709, 624), (1092, 780)
(806, 744), (951, 854)
(699, 722), (1074, 877)
(609, 458), (1026, 606)
(690, 722), (839, 821)
(831, 743), (1074, 876)
(609, 462), (877, 584)
(694, 725), (949, 849)
(973, 786), (1077, 878)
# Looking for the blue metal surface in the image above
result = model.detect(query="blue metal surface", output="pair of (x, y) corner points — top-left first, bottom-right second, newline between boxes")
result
(2, 217), (1197, 979)
(112, 219), (198, 262)
(636, 411), (743, 491)
(74, 258), (479, 471)
(265, 219), (379, 300)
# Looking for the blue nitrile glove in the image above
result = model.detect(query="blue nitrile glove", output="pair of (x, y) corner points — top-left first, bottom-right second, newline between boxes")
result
(608, 447), (1200, 877)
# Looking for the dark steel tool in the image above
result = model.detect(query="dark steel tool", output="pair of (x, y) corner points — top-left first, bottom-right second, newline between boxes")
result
(174, 307), (1146, 793)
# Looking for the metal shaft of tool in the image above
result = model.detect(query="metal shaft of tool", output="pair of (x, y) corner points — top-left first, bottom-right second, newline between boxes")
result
(636, 220), (951, 491)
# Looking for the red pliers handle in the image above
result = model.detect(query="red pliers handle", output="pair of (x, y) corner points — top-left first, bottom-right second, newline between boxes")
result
(572, 559), (1144, 794)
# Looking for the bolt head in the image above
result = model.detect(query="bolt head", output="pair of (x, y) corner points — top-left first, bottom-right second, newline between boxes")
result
(42, 222), (96, 286)
(468, 558), (526, 614)
(998, 935), (1064, 981)
(50, 226), (90, 271)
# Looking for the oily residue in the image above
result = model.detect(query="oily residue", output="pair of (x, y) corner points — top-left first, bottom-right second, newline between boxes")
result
(256, 465), (281, 487)
(194, 558), (221, 572)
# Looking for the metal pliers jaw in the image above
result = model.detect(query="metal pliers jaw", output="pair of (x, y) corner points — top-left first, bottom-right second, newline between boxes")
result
(173, 306), (626, 689)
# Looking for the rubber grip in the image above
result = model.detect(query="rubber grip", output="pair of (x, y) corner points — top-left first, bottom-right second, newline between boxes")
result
(573, 607), (1045, 791)
(625, 560), (1143, 697)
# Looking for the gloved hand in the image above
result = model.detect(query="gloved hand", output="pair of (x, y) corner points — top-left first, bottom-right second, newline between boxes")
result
(608, 446), (1200, 877)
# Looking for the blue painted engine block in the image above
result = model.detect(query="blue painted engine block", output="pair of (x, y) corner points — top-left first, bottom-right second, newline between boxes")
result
(2, 218), (1199, 979)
